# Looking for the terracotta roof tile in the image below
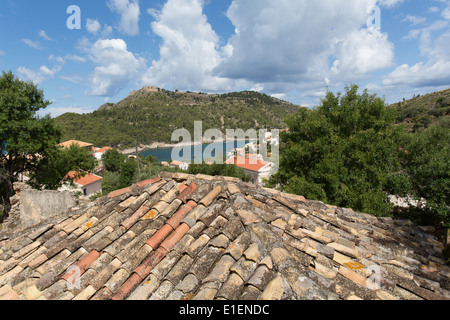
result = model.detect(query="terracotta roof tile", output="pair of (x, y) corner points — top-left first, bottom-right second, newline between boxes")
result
(176, 182), (198, 203)
(0, 171), (449, 301)
(64, 171), (102, 187)
(109, 187), (132, 199)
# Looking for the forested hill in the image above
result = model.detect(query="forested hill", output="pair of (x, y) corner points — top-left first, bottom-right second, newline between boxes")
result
(55, 87), (302, 148)
(389, 88), (450, 132)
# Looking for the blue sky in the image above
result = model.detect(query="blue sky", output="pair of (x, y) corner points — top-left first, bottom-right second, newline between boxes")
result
(1, 0), (449, 117)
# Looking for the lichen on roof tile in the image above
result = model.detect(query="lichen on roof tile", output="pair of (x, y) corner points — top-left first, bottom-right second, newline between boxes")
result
(0, 171), (449, 300)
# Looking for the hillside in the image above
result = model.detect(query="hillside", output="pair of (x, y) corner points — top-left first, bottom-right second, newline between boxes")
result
(389, 88), (450, 132)
(55, 87), (301, 148)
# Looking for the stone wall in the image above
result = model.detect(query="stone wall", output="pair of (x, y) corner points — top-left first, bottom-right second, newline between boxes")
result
(19, 189), (76, 228)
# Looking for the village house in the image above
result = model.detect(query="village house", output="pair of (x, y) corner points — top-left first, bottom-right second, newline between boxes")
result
(93, 146), (114, 160)
(58, 140), (94, 151)
(170, 160), (189, 171)
(225, 155), (274, 185)
(63, 170), (103, 197)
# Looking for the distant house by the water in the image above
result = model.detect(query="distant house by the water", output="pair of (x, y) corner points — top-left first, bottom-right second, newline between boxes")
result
(93, 146), (114, 160)
(58, 140), (94, 151)
(170, 160), (189, 171)
(64, 170), (103, 196)
(225, 155), (273, 185)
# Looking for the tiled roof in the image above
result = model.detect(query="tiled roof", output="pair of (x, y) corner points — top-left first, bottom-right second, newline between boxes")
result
(0, 172), (449, 300)
(58, 140), (94, 149)
(225, 156), (270, 173)
(64, 171), (103, 187)
(95, 147), (114, 154)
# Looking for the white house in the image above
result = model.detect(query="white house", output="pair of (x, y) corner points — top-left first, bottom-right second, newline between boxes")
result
(170, 160), (189, 171)
(93, 146), (114, 160)
(64, 171), (103, 197)
(225, 156), (274, 185)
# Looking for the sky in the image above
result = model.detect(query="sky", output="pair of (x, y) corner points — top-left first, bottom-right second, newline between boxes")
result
(1, 0), (450, 118)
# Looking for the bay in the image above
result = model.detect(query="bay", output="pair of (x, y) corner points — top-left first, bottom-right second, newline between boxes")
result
(141, 140), (251, 163)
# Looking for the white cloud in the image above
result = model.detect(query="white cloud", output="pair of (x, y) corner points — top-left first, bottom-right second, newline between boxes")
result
(107, 0), (140, 36)
(0, 50), (5, 56)
(331, 28), (394, 81)
(402, 15), (427, 25)
(377, 0), (404, 8)
(65, 54), (87, 63)
(383, 31), (450, 88)
(21, 39), (43, 50)
(38, 30), (53, 41)
(86, 19), (113, 37)
(215, 0), (393, 88)
(86, 19), (102, 34)
(143, 0), (242, 92)
(17, 56), (65, 84)
(60, 75), (83, 83)
(141, 0), (396, 97)
(41, 106), (97, 118)
(81, 38), (146, 96)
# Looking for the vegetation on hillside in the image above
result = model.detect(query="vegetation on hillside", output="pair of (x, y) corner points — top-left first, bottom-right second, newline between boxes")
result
(390, 88), (450, 132)
(55, 89), (301, 148)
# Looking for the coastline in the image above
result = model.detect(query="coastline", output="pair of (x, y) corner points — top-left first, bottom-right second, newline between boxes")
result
(120, 137), (250, 155)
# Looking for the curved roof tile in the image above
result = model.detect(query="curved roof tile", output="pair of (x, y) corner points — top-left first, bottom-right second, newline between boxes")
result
(0, 172), (449, 301)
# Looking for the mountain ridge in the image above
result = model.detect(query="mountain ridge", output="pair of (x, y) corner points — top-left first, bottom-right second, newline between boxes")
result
(55, 87), (302, 148)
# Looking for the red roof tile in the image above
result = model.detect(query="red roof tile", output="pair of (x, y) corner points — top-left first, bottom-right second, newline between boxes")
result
(111, 273), (143, 301)
(95, 147), (114, 154)
(58, 140), (93, 149)
(146, 224), (173, 250)
(160, 223), (189, 252)
(166, 201), (197, 229)
(133, 177), (162, 190)
(61, 250), (101, 281)
(176, 182), (198, 203)
(109, 187), (132, 198)
(65, 171), (102, 187)
(225, 156), (270, 172)
(134, 247), (168, 280)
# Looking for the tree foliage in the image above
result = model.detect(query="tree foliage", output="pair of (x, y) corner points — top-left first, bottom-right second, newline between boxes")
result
(401, 125), (450, 226)
(269, 85), (408, 217)
(28, 144), (97, 190)
(102, 149), (126, 173)
(0, 71), (61, 219)
(119, 158), (137, 188)
(188, 163), (252, 182)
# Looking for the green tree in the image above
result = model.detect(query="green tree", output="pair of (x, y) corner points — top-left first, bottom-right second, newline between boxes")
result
(402, 125), (450, 227)
(188, 162), (251, 182)
(29, 144), (97, 190)
(102, 171), (121, 195)
(0, 71), (61, 220)
(269, 84), (407, 217)
(119, 158), (137, 188)
(102, 149), (126, 173)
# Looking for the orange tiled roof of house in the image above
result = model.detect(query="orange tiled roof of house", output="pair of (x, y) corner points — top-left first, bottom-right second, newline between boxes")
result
(95, 147), (114, 153)
(225, 156), (270, 172)
(64, 171), (102, 186)
(58, 140), (93, 149)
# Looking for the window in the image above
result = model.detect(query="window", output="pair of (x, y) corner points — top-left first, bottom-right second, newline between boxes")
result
(83, 188), (87, 196)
